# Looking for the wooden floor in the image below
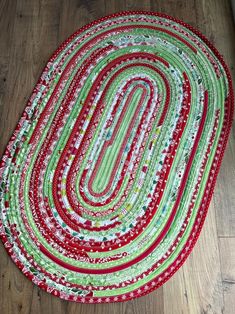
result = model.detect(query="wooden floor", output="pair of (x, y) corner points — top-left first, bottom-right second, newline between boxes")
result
(0, 1), (234, 313)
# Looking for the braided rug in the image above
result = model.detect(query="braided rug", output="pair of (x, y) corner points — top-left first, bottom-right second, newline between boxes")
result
(0, 11), (233, 303)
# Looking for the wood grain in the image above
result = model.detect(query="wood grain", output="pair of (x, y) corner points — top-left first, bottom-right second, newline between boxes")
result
(163, 201), (225, 314)
(219, 238), (235, 314)
(0, 1), (234, 313)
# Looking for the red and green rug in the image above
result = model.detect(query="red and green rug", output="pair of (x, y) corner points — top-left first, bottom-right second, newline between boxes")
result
(0, 11), (233, 303)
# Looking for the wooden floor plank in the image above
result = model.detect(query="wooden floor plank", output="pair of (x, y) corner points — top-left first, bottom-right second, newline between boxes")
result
(219, 238), (235, 314)
(149, 1), (227, 312)
(196, 0), (235, 238)
(163, 201), (224, 314)
(0, 2), (37, 312)
(0, 0), (64, 313)
(0, 0), (17, 156)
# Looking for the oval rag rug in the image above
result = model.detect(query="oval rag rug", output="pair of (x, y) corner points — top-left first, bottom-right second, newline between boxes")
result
(0, 11), (234, 303)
